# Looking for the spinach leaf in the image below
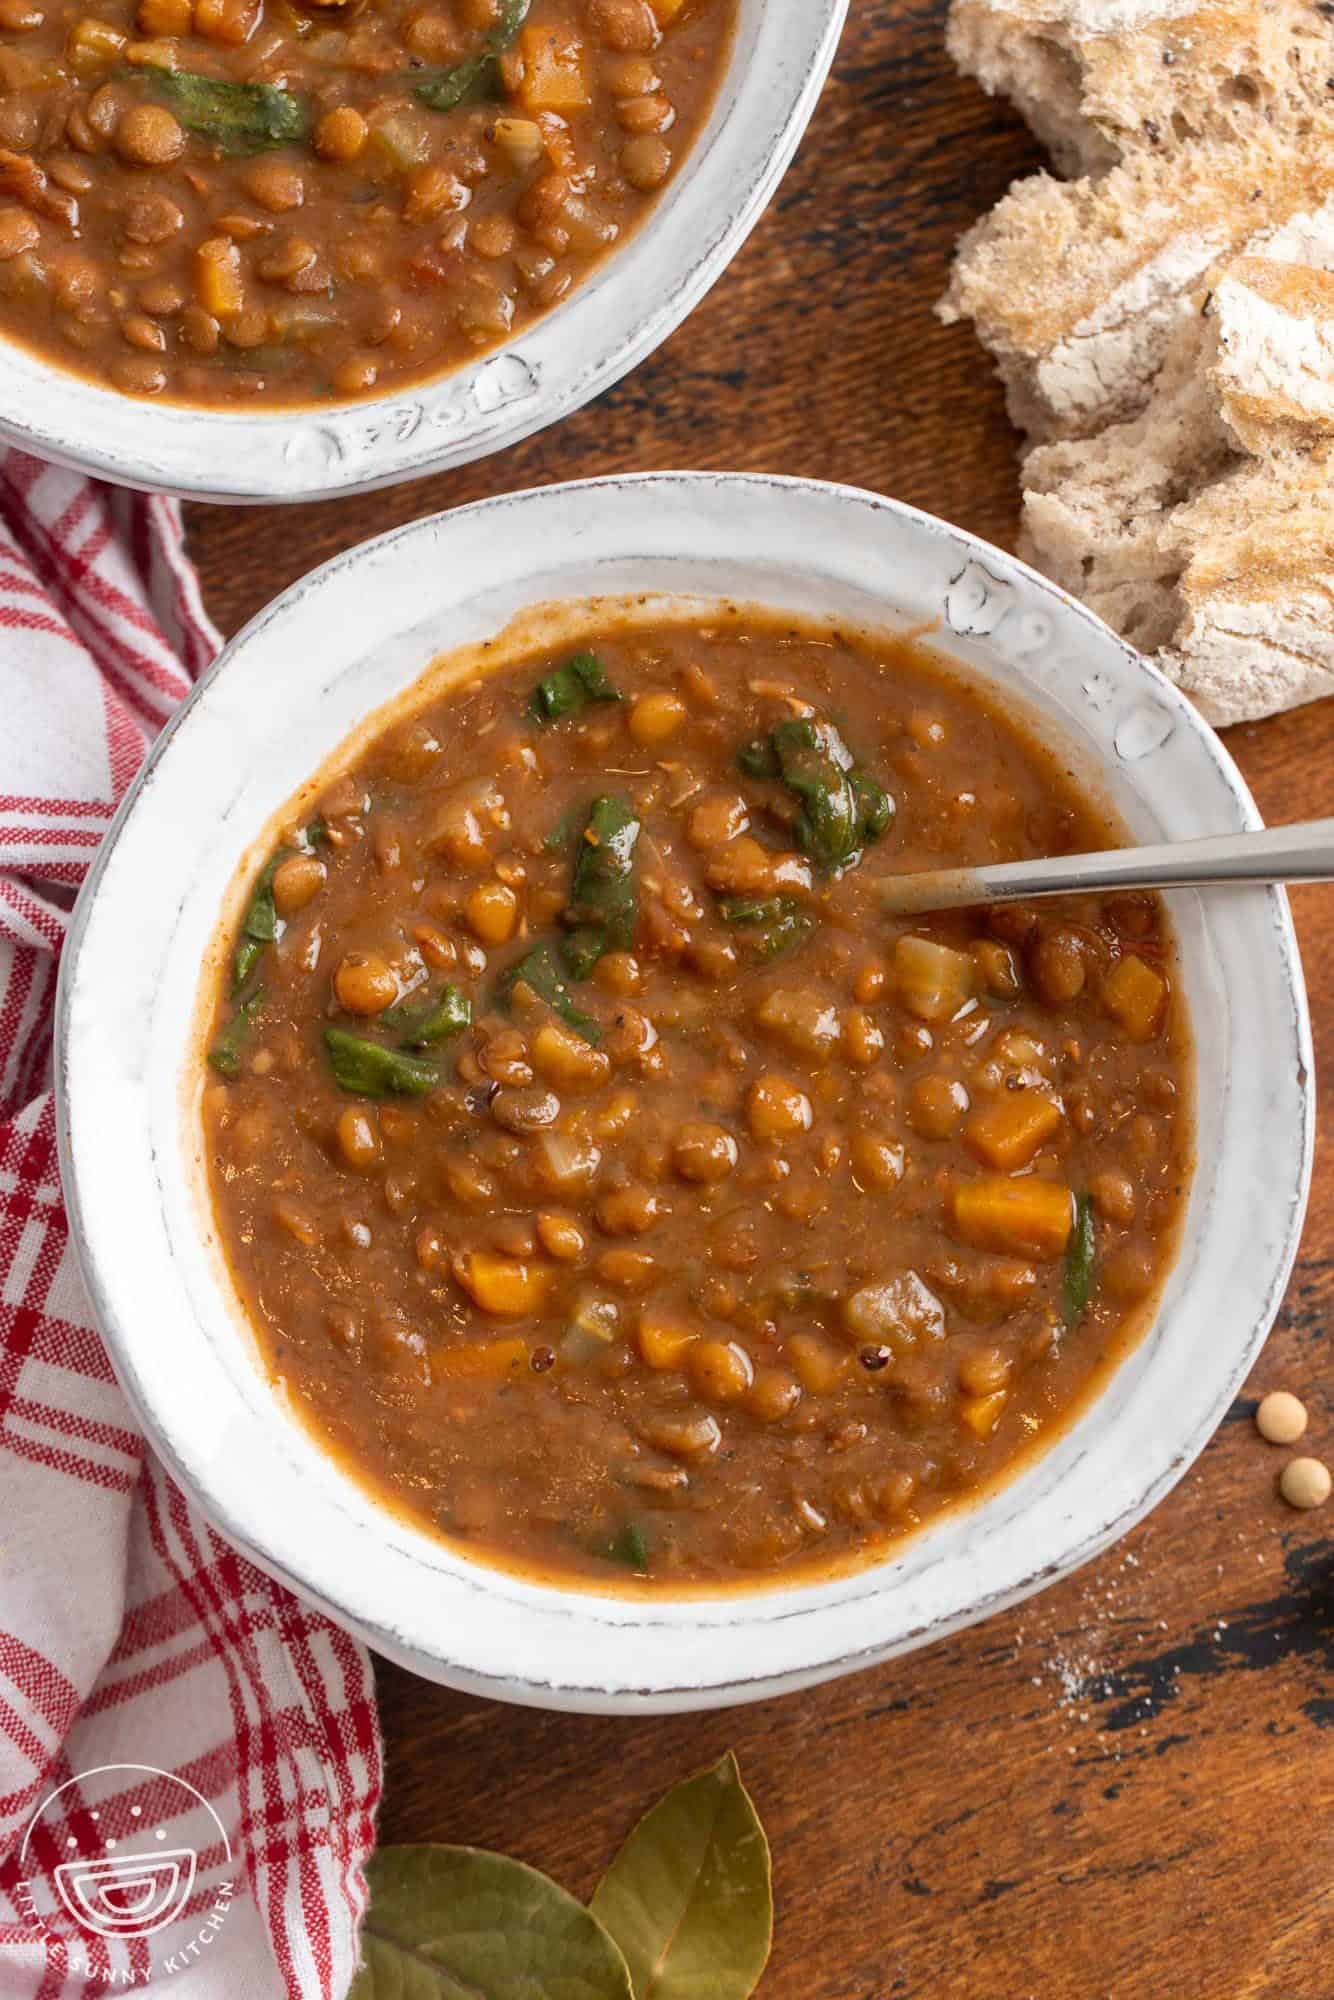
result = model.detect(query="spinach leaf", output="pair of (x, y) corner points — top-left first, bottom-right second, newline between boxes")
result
(528, 650), (623, 727)
(383, 983), (471, 1049)
(543, 800), (586, 852)
(736, 736), (779, 781)
(232, 936), (264, 990)
(737, 716), (894, 871)
(208, 987), (265, 1079)
(1063, 1192), (1096, 1325)
(606, 1522), (650, 1573)
(411, 0), (530, 113)
(496, 944), (600, 1044)
(140, 66), (307, 153)
(851, 766), (893, 842)
(232, 851), (284, 992)
(719, 894), (815, 960)
(324, 1026), (440, 1098)
(562, 794), (640, 978)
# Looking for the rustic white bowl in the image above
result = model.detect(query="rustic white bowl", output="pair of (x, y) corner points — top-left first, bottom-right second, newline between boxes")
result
(57, 474), (1313, 1712)
(0, 3), (845, 502)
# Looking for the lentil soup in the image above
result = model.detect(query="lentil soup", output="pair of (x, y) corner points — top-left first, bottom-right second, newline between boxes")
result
(202, 609), (1193, 1589)
(0, 0), (733, 403)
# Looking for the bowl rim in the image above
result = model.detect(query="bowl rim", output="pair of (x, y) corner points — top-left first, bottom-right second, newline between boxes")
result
(0, 0), (847, 504)
(55, 471), (1315, 1711)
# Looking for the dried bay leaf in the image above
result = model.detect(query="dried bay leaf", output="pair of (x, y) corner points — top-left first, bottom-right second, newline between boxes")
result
(350, 1844), (635, 2000)
(590, 1753), (772, 2000)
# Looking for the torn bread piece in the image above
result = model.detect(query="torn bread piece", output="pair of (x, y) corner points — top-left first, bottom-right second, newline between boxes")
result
(947, 0), (1334, 179)
(1022, 269), (1334, 723)
(940, 117), (1334, 442)
(1021, 208), (1334, 617)
(1211, 251), (1334, 449)
(1019, 318), (1234, 652)
(1160, 448), (1334, 722)
(1026, 420), (1334, 724)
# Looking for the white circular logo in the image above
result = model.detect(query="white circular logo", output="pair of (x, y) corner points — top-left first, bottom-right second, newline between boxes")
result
(17, 1763), (235, 1979)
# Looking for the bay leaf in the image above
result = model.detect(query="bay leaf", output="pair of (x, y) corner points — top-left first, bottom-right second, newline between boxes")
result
(350, 1844), (634, 2000)
(589, 1753), (772, 2000)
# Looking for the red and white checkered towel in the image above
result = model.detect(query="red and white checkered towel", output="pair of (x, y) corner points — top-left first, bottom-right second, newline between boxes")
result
(0, 454), (381, 1998)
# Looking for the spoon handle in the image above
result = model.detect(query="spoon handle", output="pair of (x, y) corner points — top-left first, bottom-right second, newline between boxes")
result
(881, 818), (1334, 915)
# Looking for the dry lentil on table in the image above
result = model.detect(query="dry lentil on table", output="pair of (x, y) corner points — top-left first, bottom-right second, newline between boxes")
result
(0, 0), (733, 403)
(202, 612), (1194, 1588)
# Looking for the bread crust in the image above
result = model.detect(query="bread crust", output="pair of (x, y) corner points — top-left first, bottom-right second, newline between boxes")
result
(1211, 241), (1334, 449)
(941, 118), (1334, 440)
(1019, 259), (1334, 724)
(948, 0), (1334, 178)
(1162, 451), (1334, 722)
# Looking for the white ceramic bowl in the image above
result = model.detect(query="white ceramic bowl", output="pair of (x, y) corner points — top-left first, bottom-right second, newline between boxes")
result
(0, 4), (845, 503)
(57, 473), (1313, 1712)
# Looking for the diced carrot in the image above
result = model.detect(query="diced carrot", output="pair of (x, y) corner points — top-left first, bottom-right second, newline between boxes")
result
(518, 24), (590, 112)
(1102, 953), (1166, 1041)
(965, 1092), (1063, 1172)
(536, 111), (577, 176)
(136, 0), (191, 33)
(433, 1337), (528, 1382)
(194, 237), (243, 319)
(960, 1389), (1008, 1438)
(637, 1311), (698, 1371)
(951, 1177), (1073, 1260)
(451, 1251), (549, 1316)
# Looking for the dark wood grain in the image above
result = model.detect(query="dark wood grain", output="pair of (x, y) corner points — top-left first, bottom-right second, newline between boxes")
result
(185, 7), (1334, 1995)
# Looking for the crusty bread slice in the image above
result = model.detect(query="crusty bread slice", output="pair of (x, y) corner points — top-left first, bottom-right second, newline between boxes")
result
(1026, 413), (1334, 724)
(940, 117), (1334, 442)
(1210, 238), (1334, 450)
(1019, 317), (1232, 651)
(948, 0), (1334, 179)
(1160, 448), (1334, 722)
(1020, 245), (1334, 725)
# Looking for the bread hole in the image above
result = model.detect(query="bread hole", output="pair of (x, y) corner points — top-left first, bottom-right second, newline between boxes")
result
(1123, 600), (1155, 644)
(1033, 35), (1082, 89)
(1221, 75), (1261, 106)
(1030, 35), (1084, 115)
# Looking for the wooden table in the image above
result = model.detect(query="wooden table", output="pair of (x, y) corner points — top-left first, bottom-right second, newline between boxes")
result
(186, 8), (1334, 1994)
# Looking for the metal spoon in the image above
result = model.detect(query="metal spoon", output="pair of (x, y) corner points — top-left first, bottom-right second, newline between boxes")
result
(878, 819), (1334, 916)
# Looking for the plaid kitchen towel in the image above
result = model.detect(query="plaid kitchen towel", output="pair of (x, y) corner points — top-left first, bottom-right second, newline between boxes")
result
(0, 452), (381, 1997)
